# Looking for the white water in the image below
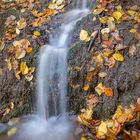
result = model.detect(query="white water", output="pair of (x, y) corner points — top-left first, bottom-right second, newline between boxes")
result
(37, 2), (89, 119)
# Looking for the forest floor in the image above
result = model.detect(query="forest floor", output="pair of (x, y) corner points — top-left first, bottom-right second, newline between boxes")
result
(0, 0), (140, 139)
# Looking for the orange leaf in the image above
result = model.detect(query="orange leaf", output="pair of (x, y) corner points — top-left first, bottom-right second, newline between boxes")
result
(103, 87), (113, 96)
(134, 105), (140, 112)
(25, 47), (33, 53)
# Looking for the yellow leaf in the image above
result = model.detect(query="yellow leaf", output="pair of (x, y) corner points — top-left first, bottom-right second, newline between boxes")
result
(97, 121), (107, 139)
(80, 30), (90, 41)
(83, 85), (89, 91)
(99, 16), (108, 23)
(113, 11), (122, 20)
(25, 47), (33, 53)
(3, 108), (10, 116)
(95, 82), (104, 96)
(81, 109), (93, 120)
(113, 52), (124, 61)
(127, 10), (136, 16)
(81, 136), (87, 140)
(7, 127), (17, 137)
(130, 29), (137, 33)
(56, 0), (64, 5)
(10, 102), (14, 109)
(15, 71), (21, 80)
(33, 31), (41, 36)
(98, 72), (107, 78)
(93, 8), (104, 15)
(20, 62), (29, 75)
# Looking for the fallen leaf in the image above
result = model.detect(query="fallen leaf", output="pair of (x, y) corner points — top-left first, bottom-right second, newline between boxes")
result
(15, 49), (26, 59)
(127, 10), (136, 16)
(25, 74), (33, 81)
(137, 98), (140, 104)
(95, 82), (104, 96)
(103, 87), (113, 96)
(20, 62), (29, 75)
(134, 105), (140, 112)
(113, 11), (122, 20)
(80, 30), (90, 41)
(113, 51), (124, 61)
(105, 57), (116, 68)
(10, 102), (14, 109)
(7, 127), (17, 137)
(129, 44), (136, 56)
(33, 31), (41, 36)
(25, 47), (33, 53)
(83, 85), (90, 91)
(99, 16), (108, 23)
(96, 121), (107, 139)
(101, 28), (110, 34)
(17, 18), (27, 30)
(98, 72), (107, 78)
(0, 41), (5, 51)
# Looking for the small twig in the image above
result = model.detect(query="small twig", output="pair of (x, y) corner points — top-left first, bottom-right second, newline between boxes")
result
(88, 30), (99, 52)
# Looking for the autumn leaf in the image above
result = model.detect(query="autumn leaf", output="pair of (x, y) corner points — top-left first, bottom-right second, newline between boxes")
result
(3, 108), (10, 116)
(95, 82), (104, 96)
(33, 31), (41, 36)
(137, 98), (140, 104)
(103, 87), (113, 97)
(10, 102), (14, 109)
(83, 85), (90, 91)
(15, 49), (26, 59)
(0, 41), (5, 52)
(80, 109), (93, 120)
(25, 74), (33, 81)
(32, 17), (46, 27)
(20, 62), (29, 75)
(96, 121), (107, 139)
(99, 16), (108, 23)
(101, 28), (110, 34)
(134, 105), (140, 112)
(17, 18), (27, 30)
(98, 72), (107, 78)
(80, 30), (90, 42)
(129, 44), (136, 56)
(25, 47), (33, 53)
(113, 52), (124, 61)
(92, 8), (104, 15)
(48, 0), (65, 10)
(15, 71), (21, 80)
(127, 10), (136, 16)
(7, 127), (17, 137)
(113, 11), (122, 20)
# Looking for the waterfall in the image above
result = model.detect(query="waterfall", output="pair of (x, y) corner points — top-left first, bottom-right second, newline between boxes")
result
(37, 0), (89, 119)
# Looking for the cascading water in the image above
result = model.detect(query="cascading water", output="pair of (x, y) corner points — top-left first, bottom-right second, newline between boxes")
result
(37, 1), (89, 120)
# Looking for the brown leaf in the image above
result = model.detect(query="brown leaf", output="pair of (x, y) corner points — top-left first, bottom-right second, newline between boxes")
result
(129, 44), (136, 56)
